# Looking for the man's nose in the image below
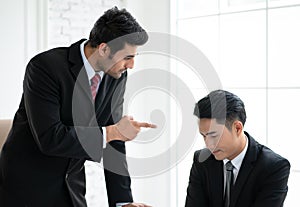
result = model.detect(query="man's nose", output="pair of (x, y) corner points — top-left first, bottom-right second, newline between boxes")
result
(205, 138), (217, 151)
(126, 58), (134, 69)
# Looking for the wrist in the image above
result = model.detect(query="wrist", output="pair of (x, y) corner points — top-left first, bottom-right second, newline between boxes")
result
(105, 125), (113, 143)
(106, 124), (121, 143)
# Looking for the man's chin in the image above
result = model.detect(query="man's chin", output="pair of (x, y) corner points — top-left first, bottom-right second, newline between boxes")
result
(214, 156), (223, 161)
(212, 153), (225, 161)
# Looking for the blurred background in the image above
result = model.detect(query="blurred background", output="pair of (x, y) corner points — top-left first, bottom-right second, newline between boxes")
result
(1, 0), (300, 206)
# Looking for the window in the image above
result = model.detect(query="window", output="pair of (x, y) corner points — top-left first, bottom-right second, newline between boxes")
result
(175, 1), (300, 206)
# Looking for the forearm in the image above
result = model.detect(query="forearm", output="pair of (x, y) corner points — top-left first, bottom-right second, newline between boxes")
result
(103, 141), (133, 206)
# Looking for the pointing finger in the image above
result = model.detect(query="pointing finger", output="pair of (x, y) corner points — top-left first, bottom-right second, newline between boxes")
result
(135, 122), (157, 128)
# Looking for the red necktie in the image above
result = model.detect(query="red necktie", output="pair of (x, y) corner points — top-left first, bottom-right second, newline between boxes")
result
(90, 73), (101, 101)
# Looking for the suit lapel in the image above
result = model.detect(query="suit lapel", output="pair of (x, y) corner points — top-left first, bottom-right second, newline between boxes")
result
(231, 135), (258, 207)
(68, 39), (97, 128)
(69, 39), (93, 103)
(208, 158), (224, 207)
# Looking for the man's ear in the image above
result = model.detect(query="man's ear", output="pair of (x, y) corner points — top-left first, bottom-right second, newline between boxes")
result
(98, 43), (110, 56)
(232, 120), (243, 135)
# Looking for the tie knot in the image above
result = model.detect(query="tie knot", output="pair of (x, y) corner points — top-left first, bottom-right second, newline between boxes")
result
(226, 161), (234, 171)
(91, 73), (101, 87)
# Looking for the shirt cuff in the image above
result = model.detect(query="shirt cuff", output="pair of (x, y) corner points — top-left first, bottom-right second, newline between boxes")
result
(102, 127), (106, 149)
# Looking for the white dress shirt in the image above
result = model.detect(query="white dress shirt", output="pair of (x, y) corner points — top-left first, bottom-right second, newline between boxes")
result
(223, 135), (249, 191)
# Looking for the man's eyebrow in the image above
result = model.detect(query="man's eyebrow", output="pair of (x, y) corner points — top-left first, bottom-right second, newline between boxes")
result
(123, 53), (138, 59)
(200, 131), (217, 136)
(128, 52), (139, 57)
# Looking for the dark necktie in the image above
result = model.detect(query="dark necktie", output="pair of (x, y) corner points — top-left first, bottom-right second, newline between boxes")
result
(224, 161), (234, 207)
(90, 74), (101, 101)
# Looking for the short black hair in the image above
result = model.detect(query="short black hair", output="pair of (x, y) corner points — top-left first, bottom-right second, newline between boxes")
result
(194, 90), (246, 130)
(89, 7), (148, 54)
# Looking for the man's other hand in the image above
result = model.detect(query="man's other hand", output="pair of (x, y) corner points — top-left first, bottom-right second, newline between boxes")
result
(121, 202), (152, 207)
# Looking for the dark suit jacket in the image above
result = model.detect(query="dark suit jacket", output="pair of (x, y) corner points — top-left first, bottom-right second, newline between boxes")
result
(0, 39), (133, 207)
(185, 132), (290, 207)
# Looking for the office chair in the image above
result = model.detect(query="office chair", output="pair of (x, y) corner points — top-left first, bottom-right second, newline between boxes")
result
(0, 119), (12, 150)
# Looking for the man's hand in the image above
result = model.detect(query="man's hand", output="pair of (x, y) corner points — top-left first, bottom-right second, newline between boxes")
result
(121, 203), (152, 207)
(106, 115), (157, 143)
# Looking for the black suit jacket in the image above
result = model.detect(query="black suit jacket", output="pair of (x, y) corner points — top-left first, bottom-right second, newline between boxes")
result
(0, 39), (133, 207)
(185, 132), (290, 207)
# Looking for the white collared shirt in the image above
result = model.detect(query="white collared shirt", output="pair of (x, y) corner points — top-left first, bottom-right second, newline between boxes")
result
(223, 134), (249, 190)
(80, 40), (104, 89)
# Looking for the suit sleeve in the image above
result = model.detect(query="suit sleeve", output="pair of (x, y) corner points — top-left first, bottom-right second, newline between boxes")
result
(185, 151), (209, 207)
(23, 59), (103, 161)
(103, 141), (133, 207)
(102, 73), (133, 206)
(251, 158), (290, 207)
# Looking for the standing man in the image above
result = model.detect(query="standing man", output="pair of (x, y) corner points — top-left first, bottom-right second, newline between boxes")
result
(0, 7), (154, 207)
(185, 90), (290, 207)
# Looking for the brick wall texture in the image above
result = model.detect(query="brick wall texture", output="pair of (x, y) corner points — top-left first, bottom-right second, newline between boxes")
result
(48, 0), (122, 48)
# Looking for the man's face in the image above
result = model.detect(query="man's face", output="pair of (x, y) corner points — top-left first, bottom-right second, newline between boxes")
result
(199, 118), (241, 160)
(103, 43), (138, 79)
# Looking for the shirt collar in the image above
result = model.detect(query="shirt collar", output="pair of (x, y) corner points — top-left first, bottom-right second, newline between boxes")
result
(223, 134), (248, 171)
(80, 40), (104, 82)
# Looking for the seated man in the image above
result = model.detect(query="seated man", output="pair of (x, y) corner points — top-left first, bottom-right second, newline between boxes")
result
(185, 90), (290, 207)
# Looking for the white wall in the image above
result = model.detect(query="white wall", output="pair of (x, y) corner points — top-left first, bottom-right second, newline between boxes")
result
(48, 0), (124, 48)
(0, 0), (47, 119)
(0, 0), (23, 119)
(123, 0), (173, 206)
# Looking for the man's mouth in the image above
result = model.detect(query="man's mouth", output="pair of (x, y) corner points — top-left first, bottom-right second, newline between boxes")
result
(212, 149), (221, 154)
